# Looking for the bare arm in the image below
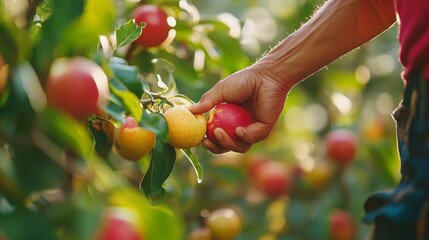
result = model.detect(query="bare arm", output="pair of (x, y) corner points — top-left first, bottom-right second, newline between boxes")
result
(257, 0), (396, 88)
(191, 0), (396, 153)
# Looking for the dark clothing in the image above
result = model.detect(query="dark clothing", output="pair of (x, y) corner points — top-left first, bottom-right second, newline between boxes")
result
(363, 70), (429, 239)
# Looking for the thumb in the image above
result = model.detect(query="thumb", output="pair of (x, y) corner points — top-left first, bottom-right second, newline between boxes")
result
(236, 122), (272, 144)
(189, 99), (215, 114)
(190, 82), (225, 114)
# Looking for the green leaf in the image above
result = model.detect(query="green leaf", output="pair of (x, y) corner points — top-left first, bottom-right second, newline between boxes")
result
(0, 14), (19, 65)
(38, 108), (93, 158)
(181, 149), (203, 183)
(102, 94), (126, 123)
(171, 94), (195, 105)
(140, 140), (176, 204)
(154, 51), (199, 83)
(11, 142), (65, 194)
(11, 62), (47, 113)
(79, 0), (116, 34)
(32, 0), (84, 76)
(87, 122), (113, 159)
(115, 20), (145, 50)
(59, 0), (116, 57)
(109, 83), (142, 122)
(109, 57), (145, 96)
(148, 58), (176, 94)
(5, 62), (44, 118)
(108, 187), (185, 240)
(141, 77), (151, 94)
(140, 110), (169, 143)
(47, 191), (105, 240)
(0, 209), (56, 240)
(206, 26), (251, 74)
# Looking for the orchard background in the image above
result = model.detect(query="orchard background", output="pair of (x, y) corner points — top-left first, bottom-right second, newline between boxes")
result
(0, 0), (404, 239)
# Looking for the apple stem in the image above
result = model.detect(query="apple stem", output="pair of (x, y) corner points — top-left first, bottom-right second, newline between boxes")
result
(141, 93), (175, 111)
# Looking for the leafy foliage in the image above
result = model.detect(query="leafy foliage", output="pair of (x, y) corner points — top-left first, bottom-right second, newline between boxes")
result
(0, 0), (403, 239)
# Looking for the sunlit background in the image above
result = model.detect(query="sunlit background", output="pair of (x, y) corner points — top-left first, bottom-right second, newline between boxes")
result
(0, 0), (404, 239)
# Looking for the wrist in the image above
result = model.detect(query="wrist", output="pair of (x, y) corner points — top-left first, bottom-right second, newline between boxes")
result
(252, 56), (297, 92)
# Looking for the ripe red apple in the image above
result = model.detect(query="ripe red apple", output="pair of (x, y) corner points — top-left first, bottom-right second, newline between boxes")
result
(132, 5), (170, 48)
(206, 103), (254, 144)
(94, 207), (144, 240)
(324, 129), (357, 166)
(245, 154), (270, 180)
(329, 209), (357, 240)
(252, 160), (291, 198)
(45, 57), (109, 120)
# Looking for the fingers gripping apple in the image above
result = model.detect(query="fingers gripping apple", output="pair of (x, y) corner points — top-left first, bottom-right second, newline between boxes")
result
(206, 103), (254, 144)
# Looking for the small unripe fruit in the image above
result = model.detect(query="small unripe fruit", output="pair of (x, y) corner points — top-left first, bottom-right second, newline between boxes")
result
(206, 103), (254, 144)
(45, 57), (109, 120)
(206, 208), (241, 240)
(325, 129), (357, 166)
(114, 116), (156, 161)
(132, 5), (171, 48)
(163, 105), (207, 149)
(301, 163), (333, 192)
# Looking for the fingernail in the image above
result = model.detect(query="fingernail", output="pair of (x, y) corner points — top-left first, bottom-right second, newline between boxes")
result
(189, 104), (197, 111)
(214, 128), (222, 140)
(236, 127), (244, 138)
(202, 139), (210, 148)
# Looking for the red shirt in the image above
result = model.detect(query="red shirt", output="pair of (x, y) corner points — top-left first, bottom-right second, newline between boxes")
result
(394, 0), (429, 81)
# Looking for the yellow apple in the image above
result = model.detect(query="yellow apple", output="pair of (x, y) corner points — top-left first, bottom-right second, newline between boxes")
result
(206, 208), (241, 240)
(114, 116), (156, 161)
(163, 105), (206, 149)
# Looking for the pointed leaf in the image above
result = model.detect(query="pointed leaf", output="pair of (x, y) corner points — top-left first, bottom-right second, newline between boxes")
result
(0, 209), (56, 240)
(150, 58), (176, 94)
(38, 109), (93, 158)
(140, 140), (176, 204)
(141, 77), (151, 94)
(140, 110), (169, 143)
(0, 14), (19, 65)
(109, 57), (145, 96)
(32, 0), (84, 74)
(115, 20), (145, 50)
(87, 122), (113, 159)
(102, 94), (126, 123)
(109, 84), (142, 122)
(181, 149), (203, 183)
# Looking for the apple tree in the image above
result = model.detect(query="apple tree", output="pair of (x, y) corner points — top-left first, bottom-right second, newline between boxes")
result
(0, 0), (251, 239)
(0, 0), (404, 239)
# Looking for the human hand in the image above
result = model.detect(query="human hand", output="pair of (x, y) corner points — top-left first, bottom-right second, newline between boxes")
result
(190, 65), (290, 153)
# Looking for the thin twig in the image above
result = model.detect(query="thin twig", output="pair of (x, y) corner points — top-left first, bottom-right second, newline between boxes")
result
(140, 93), (175, 109)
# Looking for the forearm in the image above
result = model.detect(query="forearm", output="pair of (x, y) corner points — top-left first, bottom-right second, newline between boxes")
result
(255, 0), (396, 88)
